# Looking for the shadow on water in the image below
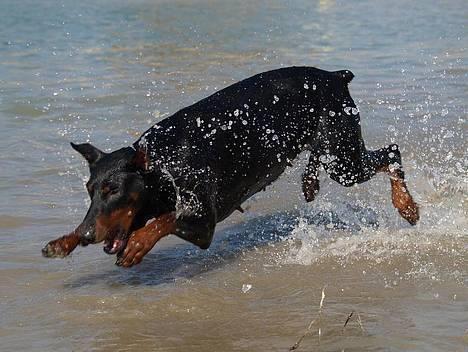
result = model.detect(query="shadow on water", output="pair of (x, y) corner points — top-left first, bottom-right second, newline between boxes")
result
(64, 203), (379, 288)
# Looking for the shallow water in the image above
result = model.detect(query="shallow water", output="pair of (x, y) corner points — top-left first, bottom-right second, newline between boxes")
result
(0, 0), (466, 351)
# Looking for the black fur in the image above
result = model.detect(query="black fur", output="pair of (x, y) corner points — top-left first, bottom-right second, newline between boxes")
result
(132, 66), (404, 249)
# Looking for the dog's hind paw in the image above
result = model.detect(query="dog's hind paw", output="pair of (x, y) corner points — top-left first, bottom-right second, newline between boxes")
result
(390, 179), (420, 225)
(397, 201), (419, 225)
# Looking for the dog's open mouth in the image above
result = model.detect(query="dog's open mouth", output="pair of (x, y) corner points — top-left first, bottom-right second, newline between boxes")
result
(103, 237), (128, 255)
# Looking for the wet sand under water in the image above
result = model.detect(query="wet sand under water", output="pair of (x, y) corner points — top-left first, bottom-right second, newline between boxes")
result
(0, 0), (467, 351)
(1, 193), (467, 351)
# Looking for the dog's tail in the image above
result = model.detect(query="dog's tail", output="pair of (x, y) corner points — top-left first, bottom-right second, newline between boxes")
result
(334, 70), (354, 85)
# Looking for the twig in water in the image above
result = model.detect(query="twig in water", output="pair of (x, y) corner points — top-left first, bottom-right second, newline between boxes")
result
(289, 287), (326, 351)
(342, 310), (366, 335)
(342, 311), (354, 333)
(289, 318), (317, 351)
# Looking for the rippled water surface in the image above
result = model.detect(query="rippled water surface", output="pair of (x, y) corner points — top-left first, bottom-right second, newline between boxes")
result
(0, 0), (466, 351)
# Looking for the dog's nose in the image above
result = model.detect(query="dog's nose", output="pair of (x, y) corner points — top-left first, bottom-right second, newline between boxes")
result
(80, 231), (95, 246)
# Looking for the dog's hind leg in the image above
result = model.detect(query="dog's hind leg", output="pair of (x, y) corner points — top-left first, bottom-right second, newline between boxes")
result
(323, 143), (419, 225)
(368, 144), (419, 225)
(315, 86), (419, 224)
(302, 153), (320, 202)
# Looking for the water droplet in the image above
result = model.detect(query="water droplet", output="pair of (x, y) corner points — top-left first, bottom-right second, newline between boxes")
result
(242, 284), (252, 293)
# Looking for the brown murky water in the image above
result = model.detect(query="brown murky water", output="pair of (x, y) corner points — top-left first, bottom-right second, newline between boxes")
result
(0, 0), (466, 351)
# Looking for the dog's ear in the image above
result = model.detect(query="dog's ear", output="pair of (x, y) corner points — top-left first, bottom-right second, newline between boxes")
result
(70, 142), (105, 165)
(131, 148), (149, 172)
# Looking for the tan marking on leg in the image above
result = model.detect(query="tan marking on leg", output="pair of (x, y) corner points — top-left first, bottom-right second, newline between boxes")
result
(379, 165), (419, 225)
(390, 176), (419, 225)
(42, 230), (80, 258)
(117, 212), (176, 267)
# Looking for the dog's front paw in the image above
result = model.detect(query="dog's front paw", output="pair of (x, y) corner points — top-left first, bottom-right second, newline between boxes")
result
(41, 237), (74, 258)
(115, 230), (157, 268)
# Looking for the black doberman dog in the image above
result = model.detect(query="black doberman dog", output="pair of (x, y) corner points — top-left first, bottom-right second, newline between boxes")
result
(42, 67), (419, 267)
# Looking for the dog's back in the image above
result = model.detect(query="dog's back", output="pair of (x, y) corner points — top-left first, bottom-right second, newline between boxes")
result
(135, 66), (353, 220)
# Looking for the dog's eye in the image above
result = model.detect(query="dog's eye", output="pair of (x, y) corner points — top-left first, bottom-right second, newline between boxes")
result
(102, 185), (119, 197)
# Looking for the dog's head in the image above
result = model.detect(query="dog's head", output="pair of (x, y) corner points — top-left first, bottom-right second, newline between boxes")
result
(69, 142), (148, 255)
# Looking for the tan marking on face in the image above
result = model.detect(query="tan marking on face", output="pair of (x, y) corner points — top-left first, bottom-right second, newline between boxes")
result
(93, 190), (143, 242)
(95, 206), (136, 243)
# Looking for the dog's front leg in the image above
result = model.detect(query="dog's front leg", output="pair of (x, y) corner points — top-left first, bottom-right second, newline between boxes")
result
(42, 228), (81, 258)
(116, 212), (176, 267)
